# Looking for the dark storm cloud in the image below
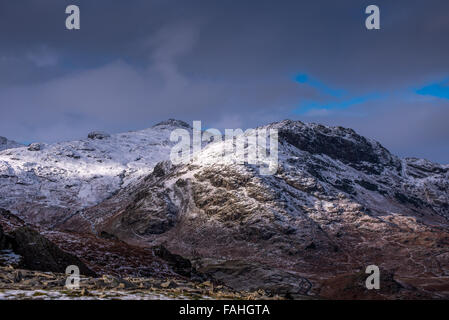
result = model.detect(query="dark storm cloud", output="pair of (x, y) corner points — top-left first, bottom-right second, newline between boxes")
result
(0, 0), (448, 162)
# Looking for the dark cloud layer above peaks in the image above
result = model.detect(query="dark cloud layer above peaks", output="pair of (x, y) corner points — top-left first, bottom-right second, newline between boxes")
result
(0, 0), (448, 162)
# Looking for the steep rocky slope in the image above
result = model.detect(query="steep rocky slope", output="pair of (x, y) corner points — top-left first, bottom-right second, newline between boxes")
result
(1, 119), (448, 299)
(0, 120), (190, 227)
(58, 120), (449, 298)
(0, 210), (94, 276)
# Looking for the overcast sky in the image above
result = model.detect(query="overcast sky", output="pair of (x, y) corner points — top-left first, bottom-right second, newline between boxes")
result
(0, 0), (448, 162)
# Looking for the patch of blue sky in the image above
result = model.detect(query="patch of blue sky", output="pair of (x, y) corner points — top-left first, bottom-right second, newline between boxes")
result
(293, 93), (383, 115)
(293, 73), (449, 117)
(294, 73), (345, 97)
(415, 78), (449, 100)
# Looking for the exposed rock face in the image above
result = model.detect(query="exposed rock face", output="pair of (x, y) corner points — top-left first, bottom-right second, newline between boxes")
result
(0, 208), (26, 232)
(58, 119), (449, 298)
(9, 226), (96, 276)
(0, 119), (448, 299)
(0, 122), (191, 227)
(152, 119), (191, 129)
(0, 208), (95, 275)
(0, 225), (9, 249)
(0, 209), (205, 280)
(88, 131), (111, 140)
(194, 259), (312, 298)
(271, 120), (398, 167)
(153, 245), (196, 278)
(318, 269), (406, 300)
(27, 143), (42, 151)
(117, 186), (178, 236)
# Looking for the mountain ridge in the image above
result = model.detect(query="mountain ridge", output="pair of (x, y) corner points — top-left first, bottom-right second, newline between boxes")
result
(1, 119), (448, 298)
(0, 136), (24, 152)
(53, 119), (449, 298)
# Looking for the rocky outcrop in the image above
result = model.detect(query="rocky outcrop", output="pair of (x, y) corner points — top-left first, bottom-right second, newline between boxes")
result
(194, 259), (312, 299)
(0, 225), (11, 249)
(269, 120), (400, 169)
(0, 208), (26, 232)
(153, 245), (198, 278)
(27, 143), (42, 151)
(9, 227), (96, 276)
(318, 269), (411, 300)
(0, 121), (191, 227)
(0, 209), (95, 276)
(152, 119), (191, 129)
(88, 131), (110, 140)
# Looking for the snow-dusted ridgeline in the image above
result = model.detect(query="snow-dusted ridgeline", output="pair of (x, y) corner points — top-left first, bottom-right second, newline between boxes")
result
(0, 120), (191, 225)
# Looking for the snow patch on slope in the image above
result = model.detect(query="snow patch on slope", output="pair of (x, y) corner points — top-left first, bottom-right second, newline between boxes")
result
(0, 137), (23, 152)
(0, 122), (191, 224)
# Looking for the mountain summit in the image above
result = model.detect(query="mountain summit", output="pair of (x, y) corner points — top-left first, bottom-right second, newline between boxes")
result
(0, 119), (448, 298)
(0, 136), (23, 152)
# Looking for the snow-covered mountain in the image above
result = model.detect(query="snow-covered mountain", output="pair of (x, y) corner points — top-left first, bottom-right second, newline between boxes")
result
(0, 136), (23, 152)
(57, 119), (448, 298)
(1, 119), (448, 298)
(65, 120), (449, 236)
(0, 119), (190, 226)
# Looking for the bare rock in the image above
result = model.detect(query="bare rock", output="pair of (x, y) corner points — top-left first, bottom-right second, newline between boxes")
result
(88, 131), (110, 140)
(153, 245), (194, 277)
(10, 226), (96, 277)
(27, 143), (42, 151)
